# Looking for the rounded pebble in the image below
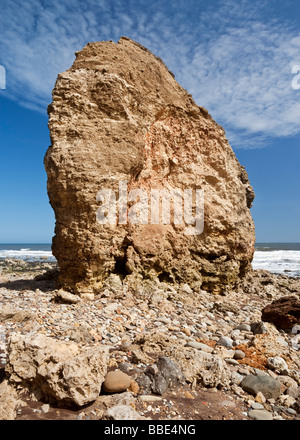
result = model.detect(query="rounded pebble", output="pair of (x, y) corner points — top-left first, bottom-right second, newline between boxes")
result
(234, 350), (245, 360)
(248, 409), (273, 420)
(102, 370), (132, 393)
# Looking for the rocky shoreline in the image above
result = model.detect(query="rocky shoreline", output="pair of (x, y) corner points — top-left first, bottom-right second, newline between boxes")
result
(0, 258), (299, 420)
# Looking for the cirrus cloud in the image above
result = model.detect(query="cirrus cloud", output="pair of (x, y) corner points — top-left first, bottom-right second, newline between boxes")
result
(0, 0), (299, 149)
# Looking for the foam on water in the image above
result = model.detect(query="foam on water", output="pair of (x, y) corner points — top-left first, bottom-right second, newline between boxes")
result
(252, 250), (300, 277)
(0, 249), (56, 261)
(0, 243), (299, 275)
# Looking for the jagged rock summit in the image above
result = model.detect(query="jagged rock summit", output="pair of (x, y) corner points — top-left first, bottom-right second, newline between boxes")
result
(45, 37), (255, 294)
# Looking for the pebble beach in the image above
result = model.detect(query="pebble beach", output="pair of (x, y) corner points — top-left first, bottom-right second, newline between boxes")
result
(0, 257), (299, 420)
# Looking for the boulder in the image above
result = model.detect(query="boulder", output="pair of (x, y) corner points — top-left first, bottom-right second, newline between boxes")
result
(5, 333), (109, 406)
(240, 374), (282, 399)
(261, 295), (300, 331)
(45, 37), (255, 294)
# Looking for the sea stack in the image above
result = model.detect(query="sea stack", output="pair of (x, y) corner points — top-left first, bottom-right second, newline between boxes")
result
(44, 37), (255, 294)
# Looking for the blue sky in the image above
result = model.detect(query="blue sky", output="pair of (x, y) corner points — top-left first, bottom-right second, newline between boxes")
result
(0, 0), (299, 243)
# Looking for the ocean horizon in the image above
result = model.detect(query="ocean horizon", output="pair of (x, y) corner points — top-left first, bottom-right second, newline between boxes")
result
(0, 242), (299, 277)
(0, 243), (55, 262)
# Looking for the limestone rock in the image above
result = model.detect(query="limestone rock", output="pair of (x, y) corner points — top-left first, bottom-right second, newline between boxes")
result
(213, 300), (240, 314)
(106, 404), (149, 420)
(95, 390), (149, 419)
(267, 356), (289, 374)
(45, 37), (255, 294)
(5, 333), (109, 406)
(249, 332), (300, 376)
(64, 325), (94, 344)
(255, 391), (266, 404)
(0, 380), (20, 420)
(166, 347), (231, 388)
(53, 289), (81, 304)
(134, 331), (186, 354)
(0, 305), (33, 323)
(261, 295), (300, 331)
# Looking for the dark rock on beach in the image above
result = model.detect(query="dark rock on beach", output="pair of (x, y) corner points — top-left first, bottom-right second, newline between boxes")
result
(262, 295), (300, 331)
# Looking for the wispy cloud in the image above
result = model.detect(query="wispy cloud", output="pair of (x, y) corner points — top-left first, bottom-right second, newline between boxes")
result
(0, 0), (299, 149)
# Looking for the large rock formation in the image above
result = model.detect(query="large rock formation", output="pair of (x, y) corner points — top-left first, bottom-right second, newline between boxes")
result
(45, 37), (255, 294)
(5, 333), (109, 406)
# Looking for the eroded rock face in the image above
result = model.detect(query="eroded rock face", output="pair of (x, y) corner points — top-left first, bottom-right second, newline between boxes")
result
(0, 380), (21, 420)
(166, 347), (232, 389)
(5, 333), (109, 406)
(45, 37), (255, 294)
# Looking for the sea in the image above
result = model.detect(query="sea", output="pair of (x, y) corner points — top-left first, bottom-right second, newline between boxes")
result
(0, 243), (56, 262)
(0, 242), (299, 277)
(252, 243), (300, 277)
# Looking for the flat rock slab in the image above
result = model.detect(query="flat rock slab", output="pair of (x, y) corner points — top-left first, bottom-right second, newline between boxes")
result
(240, 374), (282, 400)
(248, 409), (273, 420)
